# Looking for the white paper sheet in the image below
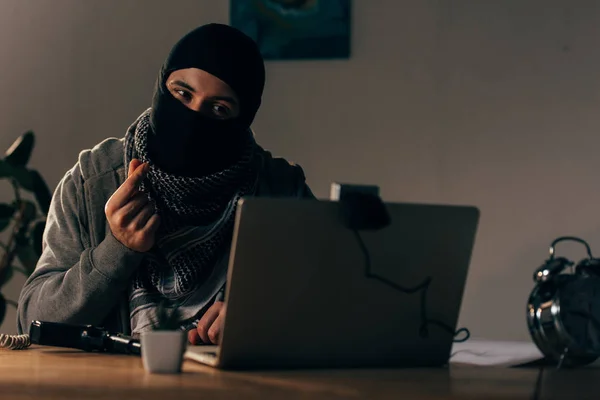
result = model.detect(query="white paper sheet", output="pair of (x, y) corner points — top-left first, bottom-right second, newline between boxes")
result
(450, 338), (544, 367)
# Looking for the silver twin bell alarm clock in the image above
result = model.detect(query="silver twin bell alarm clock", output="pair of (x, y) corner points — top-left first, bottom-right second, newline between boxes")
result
(527, 236), (600, 368)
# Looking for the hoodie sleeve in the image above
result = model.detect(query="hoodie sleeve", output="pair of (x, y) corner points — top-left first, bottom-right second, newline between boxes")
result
(298, 174), (316, 199)
(293, 162), (316, 199)
(16, 164), (144, 334)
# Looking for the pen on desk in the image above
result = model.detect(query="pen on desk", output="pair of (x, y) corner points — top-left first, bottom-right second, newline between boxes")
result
(181, 319), (214, 346)
(180, 320), (199, 332)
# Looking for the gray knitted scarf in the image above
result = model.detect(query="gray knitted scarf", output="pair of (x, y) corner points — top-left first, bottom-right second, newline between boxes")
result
(124, 109), (261, 334)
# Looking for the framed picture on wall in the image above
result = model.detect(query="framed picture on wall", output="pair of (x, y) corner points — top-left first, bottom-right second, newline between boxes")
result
(230, 0), (351, 60)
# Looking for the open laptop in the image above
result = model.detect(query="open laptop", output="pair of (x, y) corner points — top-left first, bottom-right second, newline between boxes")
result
(185, 197), (479, 369)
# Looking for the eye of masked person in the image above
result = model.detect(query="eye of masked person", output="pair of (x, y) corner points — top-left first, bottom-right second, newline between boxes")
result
(166, 69), (240, 120)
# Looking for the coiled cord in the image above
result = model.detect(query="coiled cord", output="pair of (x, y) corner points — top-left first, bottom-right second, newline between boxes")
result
(0, 334), (31, 350)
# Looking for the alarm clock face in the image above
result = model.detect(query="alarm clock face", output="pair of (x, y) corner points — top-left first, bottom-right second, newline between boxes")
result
(558, 275), (600, 354)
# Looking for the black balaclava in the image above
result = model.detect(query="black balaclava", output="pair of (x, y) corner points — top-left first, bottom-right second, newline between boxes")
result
(148, 23), (265, 177)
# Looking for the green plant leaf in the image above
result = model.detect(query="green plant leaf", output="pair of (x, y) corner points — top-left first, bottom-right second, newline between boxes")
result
(151, 300), (182, 331)
(0, 160), (34, 191)
(31, 220), (45, 257)
(0, 265), (13, 287)
(16, 242), (38, 275)
(0, 159), (12, 177)
(0, 293), (5, 327)
(0, 160), (12, 178)
(13, 169), (35, 191)
(0, 203), (14, 219)
(4, 131), (35, 167)
(30, 170), (52, 215)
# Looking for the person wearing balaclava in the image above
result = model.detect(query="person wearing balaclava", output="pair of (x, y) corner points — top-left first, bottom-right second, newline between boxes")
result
(147, 23), (266, 177)
(16, 24), (314, 343)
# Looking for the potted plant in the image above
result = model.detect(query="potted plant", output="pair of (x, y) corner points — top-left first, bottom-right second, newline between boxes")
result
(141, 301), (187, 373)
(0, 131), (52, 328)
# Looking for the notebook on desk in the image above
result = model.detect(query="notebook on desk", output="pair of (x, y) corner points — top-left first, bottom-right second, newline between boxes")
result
(184, 197), (480, 370)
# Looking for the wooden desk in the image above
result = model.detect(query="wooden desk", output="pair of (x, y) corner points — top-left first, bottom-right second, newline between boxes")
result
(0, 346), (597, 399)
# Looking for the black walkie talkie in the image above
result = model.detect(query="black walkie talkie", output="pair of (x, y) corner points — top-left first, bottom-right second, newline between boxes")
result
(29, 320), (141, 355)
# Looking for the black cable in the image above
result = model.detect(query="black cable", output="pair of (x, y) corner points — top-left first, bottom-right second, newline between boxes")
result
(530, 367), (544, 400)
(353, 230), (470, 343)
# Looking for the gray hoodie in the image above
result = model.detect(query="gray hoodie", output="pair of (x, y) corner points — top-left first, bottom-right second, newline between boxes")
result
(17, 136), (313, 335)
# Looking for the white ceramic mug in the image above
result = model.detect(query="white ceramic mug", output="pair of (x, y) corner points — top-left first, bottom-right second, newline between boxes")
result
(140, 330), (187, 374)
